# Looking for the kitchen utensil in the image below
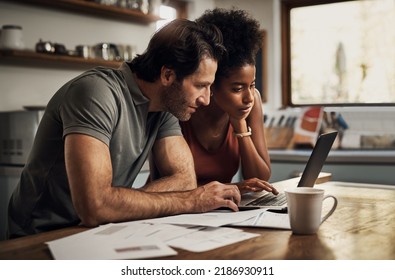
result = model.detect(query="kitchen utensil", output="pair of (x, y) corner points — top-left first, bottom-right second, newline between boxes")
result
(36, 39), (54, 53)
(35, 39), (67, 55)
(117, 44), (135, 61)
(93, 43), (121, 61)
(54, 43), (67, 55)
(76, 45), (94, 59)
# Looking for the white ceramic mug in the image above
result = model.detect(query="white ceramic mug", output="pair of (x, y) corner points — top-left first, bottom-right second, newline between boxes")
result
(0, 25), (25, 50)
(285, 187), (337, 235)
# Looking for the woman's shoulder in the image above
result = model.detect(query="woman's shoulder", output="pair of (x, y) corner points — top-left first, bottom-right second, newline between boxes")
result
(254, 88), (262, 100)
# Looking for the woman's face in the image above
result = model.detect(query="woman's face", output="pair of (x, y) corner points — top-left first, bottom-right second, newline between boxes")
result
(212, 64), (256, 119)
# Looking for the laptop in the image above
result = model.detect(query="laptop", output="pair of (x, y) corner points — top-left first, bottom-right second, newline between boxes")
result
(239, 131), (338, 210)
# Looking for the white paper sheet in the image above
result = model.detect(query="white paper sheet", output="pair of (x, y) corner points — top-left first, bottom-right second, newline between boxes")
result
(46, 216), (264, 259)
(142, 209), (265, 227)
(46, 222), (180, 260)
(166, 226), (259, 252)
(231, 211), (291, 229)
(48, 236), (177, 260)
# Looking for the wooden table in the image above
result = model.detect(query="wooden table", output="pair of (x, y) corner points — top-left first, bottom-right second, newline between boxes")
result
(1, 181), (394, 260)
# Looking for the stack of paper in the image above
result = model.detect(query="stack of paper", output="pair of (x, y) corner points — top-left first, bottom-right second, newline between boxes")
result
(47, 209), (290, 259)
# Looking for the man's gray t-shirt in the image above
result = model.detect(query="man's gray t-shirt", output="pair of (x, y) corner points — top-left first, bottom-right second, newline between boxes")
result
(7, 63), (182, 238)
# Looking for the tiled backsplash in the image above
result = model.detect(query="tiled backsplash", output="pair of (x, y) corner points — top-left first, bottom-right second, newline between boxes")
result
(340, 110), (395, 132)
(338, 109), (395, 149)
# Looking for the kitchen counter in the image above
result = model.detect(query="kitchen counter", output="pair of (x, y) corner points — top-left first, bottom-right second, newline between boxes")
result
(269, 149), (395, 164)
(268, 149), (395, 185)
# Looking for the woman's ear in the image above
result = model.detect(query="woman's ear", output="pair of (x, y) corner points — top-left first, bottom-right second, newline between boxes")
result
(160, 66), (176, 86)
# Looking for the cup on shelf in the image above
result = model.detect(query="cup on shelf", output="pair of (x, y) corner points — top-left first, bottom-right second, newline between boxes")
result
(0, 25), (25, 50)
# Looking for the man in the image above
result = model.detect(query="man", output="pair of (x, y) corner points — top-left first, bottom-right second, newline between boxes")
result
(7, 19), (241, 238)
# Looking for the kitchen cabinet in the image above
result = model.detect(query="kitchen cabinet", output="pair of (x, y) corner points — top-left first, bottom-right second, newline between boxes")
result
(10, 0), (161, 24)
(0, 166), (22, 241)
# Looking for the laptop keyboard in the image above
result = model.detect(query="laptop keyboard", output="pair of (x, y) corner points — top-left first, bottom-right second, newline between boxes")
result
(247, 193), (287, 207)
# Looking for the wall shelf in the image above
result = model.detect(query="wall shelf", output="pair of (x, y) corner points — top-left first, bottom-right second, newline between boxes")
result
(11, 0), (161, 24)
(1, 0), (156, 69)
(0, 49), (122, 69)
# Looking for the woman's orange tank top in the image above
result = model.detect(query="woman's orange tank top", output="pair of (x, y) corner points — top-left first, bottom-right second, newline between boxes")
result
(180, 121), (240, 184)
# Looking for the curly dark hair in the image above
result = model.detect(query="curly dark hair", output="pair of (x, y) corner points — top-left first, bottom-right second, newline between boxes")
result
(196, 8), (262, 79)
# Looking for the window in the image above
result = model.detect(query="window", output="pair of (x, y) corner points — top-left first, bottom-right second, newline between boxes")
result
(281, 0), (395, 106)
(156, 5), (177, 30)
(155, 0), (188, 30)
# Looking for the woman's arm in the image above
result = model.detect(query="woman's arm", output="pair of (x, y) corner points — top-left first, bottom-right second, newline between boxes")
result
(230, 90), (271, 181)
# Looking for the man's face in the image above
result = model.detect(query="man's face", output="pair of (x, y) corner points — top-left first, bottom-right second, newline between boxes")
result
(162, 58), (217, 121)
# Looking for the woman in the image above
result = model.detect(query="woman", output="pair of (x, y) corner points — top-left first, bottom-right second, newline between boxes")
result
(180, 8), (277, 195)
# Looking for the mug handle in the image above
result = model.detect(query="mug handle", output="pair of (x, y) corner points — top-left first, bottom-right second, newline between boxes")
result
(321, 195), (338, 224)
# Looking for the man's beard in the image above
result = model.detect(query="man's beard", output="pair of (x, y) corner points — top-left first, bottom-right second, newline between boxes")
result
(161, 80), (192, 121)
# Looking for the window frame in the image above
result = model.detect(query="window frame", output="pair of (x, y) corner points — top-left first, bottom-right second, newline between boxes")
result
(280, 0), (395, 107)
(162, 0), (188, 19)
(256, 30), (268, 103)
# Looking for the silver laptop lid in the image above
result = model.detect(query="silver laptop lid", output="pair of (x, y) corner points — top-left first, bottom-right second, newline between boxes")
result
(297, 131), (338, 187)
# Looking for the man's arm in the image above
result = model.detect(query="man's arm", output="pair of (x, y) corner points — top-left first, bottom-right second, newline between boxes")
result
(64, 134), (238, 227)
(143, 135), (197, 192)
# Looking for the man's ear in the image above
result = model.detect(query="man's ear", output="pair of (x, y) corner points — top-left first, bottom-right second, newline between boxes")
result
(160, 66), (176, 86)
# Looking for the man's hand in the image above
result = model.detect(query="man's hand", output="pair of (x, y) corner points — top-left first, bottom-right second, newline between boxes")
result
(193, 181), (241, 212)
(235, 178), (279, 195)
